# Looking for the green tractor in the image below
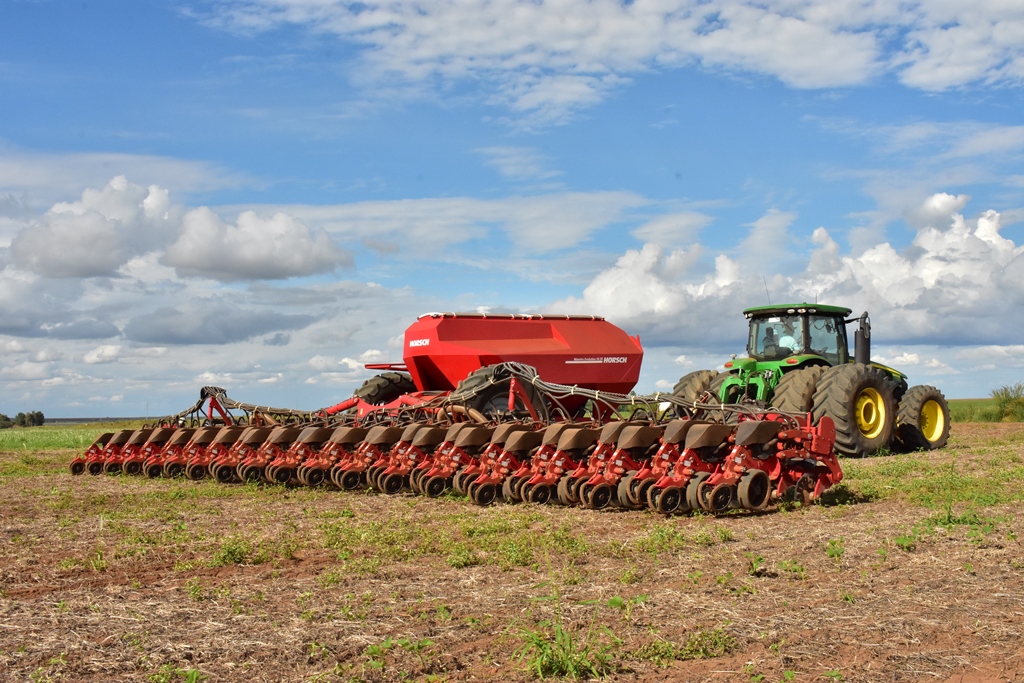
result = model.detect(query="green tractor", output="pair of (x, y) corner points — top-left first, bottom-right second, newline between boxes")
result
(673, 303), (950, 457)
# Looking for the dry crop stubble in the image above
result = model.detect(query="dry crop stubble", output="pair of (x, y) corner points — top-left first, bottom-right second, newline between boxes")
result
(0, 423), (1023, 682)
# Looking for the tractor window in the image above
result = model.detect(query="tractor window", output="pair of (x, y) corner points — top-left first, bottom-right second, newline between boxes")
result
(807, 315), (848, 365)
(749, 316), (803, 359)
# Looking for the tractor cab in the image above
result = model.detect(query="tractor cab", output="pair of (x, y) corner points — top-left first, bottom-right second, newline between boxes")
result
(745, 304), (852, 366)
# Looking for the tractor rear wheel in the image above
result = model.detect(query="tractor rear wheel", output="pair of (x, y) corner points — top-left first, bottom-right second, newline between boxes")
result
(811, 364), (896, 457)
(897, 385), (950, 450)
(773, 365), (827, 413)
(672, 369), (720, 416)
(454, 365), (548, 420)
(354, 372), (417, 405)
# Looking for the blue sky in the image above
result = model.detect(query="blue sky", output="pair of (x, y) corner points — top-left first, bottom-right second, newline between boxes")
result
(1, 0), (1023, 416)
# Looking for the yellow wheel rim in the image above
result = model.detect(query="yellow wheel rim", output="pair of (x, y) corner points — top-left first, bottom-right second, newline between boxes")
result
(855, 387), (886, 439)
(919, 399), (945, 443)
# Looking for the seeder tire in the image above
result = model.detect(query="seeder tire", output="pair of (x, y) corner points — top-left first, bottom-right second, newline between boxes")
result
(471, 482), (498, 506)
(70, 461), (86, 475)
(654, 486), (684, 514)
(270, 467), (293, 485)
(811, 364), (896, 457)
(355, 372), (417, 405)
(453, 469), (477, 495)
(185, 464), (207, 481)
(502, 476), (520, 503)
(556, 476), (574, 506)
(340, 470), (363, 491)
(306, 468), (327, 487)
(526, 483), (553, 505)
(103, 461), (121, 474)
(586, 483), (613, 510)
(773, 365), (827, 413)
(238, 465), (262, 483)
(124, 461), (142, 476)
(213, 464), (236, 483)
(424, 475), (448, 498)
(686, 472), (711, 512)
(896, 385), (950, 450)
(616, 472), (643, 509)
(146, 463), (163, 478)
(455, 364), (548, 420)
(382, 473), (405, 495)
(737, 470), (771, 510)
(707, 483), (734, 512)
(87, 461), (103, 475)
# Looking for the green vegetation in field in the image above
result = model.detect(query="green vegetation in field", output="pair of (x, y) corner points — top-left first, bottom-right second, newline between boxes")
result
(0, 421), (146, 454)
(993, 382), (1024, 421)
(950, 382), (1024, 422)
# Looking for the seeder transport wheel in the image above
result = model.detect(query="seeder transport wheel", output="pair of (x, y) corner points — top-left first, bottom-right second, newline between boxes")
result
(382, 473), (405, 495)
(654, 486), (684, 514)
(686, 472), (711, 512)
(737, 470), (771, 510)
(340, 470), (363, 491)
(502, 476), (520, 502)
(185, 464), (207, 481)
(470, 482), (498, 506)
(424, 475), (448, 498)
(556, 476), (574, 506)
(707, 483), (734, 513)
(306, 468), (326, 487)
(213, 464), (236, 483)
(525, 483), (553, 505)
(586, 483), (613, 510)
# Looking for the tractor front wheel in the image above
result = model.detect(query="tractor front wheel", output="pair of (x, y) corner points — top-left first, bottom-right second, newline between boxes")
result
(897, 385), (950, 450)
(811, 364), (896, 457)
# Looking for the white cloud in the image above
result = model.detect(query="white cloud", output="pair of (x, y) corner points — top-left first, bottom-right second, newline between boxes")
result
(10, 176), (178, 278)
(83, 345), (123, 364)
(554, 197), (1024, 349)
(237, 191), (646, 255)
(200, 1), (1024, 123)
(476, 147), (562, 182)
(631, 212), (713, 250)
(0, 147), (245, 205)
(161, 208), (351, 281)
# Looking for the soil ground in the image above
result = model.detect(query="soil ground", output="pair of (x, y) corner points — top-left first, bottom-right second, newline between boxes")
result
(2, 422), (1023, 683)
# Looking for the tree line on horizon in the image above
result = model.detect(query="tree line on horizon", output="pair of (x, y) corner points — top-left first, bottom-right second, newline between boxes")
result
(0, 411), (45, 429)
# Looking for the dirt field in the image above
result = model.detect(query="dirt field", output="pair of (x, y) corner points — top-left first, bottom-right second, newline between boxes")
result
(2, 423), (1023, 683)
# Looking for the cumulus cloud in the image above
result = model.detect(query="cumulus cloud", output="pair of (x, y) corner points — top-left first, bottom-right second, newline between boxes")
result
(553, 196), (1024, 348)
(201, 1), (1024, 123)
(161, 208), (351, 281)
(9, 176), (178, 278)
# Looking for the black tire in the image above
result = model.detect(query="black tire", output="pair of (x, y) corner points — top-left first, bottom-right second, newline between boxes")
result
(70, 461), (86, 475)
(424, 475), (448, 498)
(686, 472), (711, 511)
(897, 385), (950, 450)
(454, 364), (548, 419)
(811, 364), (896, 457)
(473, 482), (498, 506)
(772, 365), (827, 413)
(382, 473), (405, 494)
(672, 369), (720, 415)
(354, 372), (417, 405)
(736, 469), (771, 510)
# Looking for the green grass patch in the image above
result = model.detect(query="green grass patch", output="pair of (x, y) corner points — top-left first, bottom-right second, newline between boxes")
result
(0, 421), (147, 453)
(949, 398), (1002, 423)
